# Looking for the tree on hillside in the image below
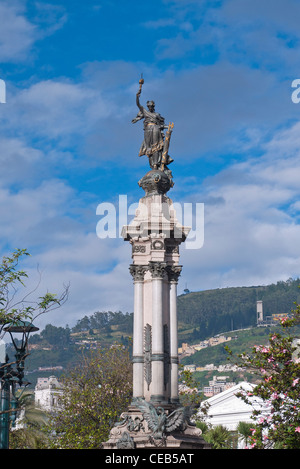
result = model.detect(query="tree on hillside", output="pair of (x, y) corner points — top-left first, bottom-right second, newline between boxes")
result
(41, 324), (71, 348)
(49, 345), (132, 449)
(227, 298), (300, 449)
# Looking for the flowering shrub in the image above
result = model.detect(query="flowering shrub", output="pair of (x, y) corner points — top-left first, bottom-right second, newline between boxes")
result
(232, 300), (300, 449)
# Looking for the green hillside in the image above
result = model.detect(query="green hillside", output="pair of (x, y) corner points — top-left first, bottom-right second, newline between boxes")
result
(177, 278), (300, 342)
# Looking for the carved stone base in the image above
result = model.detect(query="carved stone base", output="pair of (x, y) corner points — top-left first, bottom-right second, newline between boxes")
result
(138, 169), (174, 196)
(102, 405), (210, 450)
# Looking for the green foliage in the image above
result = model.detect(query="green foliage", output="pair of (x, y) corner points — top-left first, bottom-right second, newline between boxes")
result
(202, 425), (234, 449)
(0, 248), (30, 324)
(49, 345), (133, 449)
(178, 367), (203, 410)
(0, 248), (68, 327)
(73, 311), (133, 334)
(41, 324), (71, 348)
(237, 421), (253, 447)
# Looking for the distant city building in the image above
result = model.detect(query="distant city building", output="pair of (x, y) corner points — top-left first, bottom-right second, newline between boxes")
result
(203, 375), (236, 397)
(178, 335), (232, 356)
(272, 313), (289, 322)
(256, 300), (289, 327)
(257, 300), (263, 324)
(38, 366), (63, 372)
(35, 376), (63, 412)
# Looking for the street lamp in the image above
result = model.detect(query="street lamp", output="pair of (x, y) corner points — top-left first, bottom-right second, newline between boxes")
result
(0, 320), (39, 449)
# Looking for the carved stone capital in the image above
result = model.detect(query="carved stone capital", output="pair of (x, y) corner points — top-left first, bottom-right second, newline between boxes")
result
(166, 244), (179, 254)
(148, 261), (167, 279)
(129, 264), (147, 282)
(166, 265), (182, 283)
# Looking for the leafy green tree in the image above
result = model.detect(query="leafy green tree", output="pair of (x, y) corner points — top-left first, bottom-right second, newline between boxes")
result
(228, 300), (300, 449)
(237, 421), (253, 448)
(41, 324), (71, 348)
(179, 367), (202, 408)
(49, 345), (132, 449)
(178, 367), (209, 425)
(203, 425), (233, 449)
(0, 248), (68, 327)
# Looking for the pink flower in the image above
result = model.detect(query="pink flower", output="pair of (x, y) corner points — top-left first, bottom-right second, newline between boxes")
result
(292, 378), (299, 387)
(295, 427), (300, 433)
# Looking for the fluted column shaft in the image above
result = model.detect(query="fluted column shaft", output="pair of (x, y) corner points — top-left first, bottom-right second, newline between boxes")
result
(148, 261), (166, 403)
(129, 265), (146, 400)
(168, 265), (182, 404)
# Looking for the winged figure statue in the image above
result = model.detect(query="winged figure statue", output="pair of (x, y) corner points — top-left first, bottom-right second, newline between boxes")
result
(136, 399), (192, 440)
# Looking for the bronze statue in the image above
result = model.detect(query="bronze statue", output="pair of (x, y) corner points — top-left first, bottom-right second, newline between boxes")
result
(132, 77), (174, 172)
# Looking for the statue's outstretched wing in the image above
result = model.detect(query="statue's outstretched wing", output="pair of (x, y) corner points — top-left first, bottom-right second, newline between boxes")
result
(165, 406), (191, 433)
(136, 399), (158, 432)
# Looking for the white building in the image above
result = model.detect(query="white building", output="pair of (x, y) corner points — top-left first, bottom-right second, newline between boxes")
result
(35, 376), (63, 412)
(199, 381), (270, 432)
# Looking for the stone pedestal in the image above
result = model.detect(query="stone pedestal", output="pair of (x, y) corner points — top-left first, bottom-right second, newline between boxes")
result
(103, 170), (209, 449)
(103, 404), (210, 449)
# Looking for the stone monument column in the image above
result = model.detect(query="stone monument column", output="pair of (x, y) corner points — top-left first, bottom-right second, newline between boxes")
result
(148, 261), (166, 404)
(129, 264), (146, 400)
(103, 78), (210, 449)
(167, 265), (182, 404)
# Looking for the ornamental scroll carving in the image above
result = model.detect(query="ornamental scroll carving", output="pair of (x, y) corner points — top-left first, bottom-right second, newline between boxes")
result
(132, 245), (146, 253)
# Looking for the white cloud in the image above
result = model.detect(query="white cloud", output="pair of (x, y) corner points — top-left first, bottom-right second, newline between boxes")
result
(179, 121), (300, 293)
(0, 1), (67, 63)
(0, 1), (37, 62)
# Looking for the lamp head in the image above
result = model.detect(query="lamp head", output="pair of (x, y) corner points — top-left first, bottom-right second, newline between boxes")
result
(3, 320), (39, 353)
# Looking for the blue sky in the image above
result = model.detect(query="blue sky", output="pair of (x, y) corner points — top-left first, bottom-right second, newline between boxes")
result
(1, 0), (300, 329)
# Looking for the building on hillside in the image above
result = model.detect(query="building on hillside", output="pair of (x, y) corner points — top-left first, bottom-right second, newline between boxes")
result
(179, 342), (195, 356)
(183, 364), (196, 372)
(208, 335), (231, 346)
(256, 300), (264, 325)
(35, 376), (63, 412)
(203, 375), (236, 397)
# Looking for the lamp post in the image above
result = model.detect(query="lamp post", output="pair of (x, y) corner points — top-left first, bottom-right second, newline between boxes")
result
(0, 320), (39, 449)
